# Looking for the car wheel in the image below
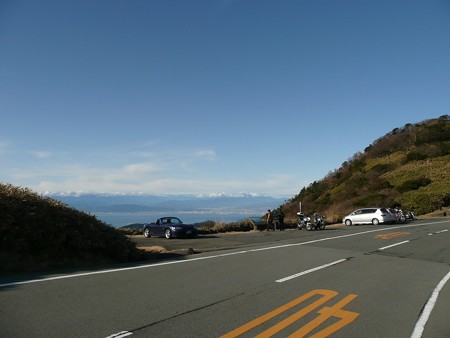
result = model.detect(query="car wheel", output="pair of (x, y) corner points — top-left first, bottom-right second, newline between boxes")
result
(143, 228), (151, 238)
(372, 218), (379, 225)
(345, 219), (352, 226)
(165, 229), (172, 239)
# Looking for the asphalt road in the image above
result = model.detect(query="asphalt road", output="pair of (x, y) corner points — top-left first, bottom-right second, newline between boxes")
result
(1, 219), (450, 338)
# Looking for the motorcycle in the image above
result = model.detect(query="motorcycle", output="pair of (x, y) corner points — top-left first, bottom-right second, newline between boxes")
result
(297, 212), (326, 231)
(313, 213), (326, 230)
(394, 208), (406, 222)
(297, 212), (310, 230)
(405, 210), (417, 221)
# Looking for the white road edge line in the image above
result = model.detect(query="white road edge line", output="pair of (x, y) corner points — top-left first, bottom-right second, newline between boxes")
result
(106, 331), (133, 338)
(410, 270), (450, 338)
(428, 229), (448, 236)
(1, 220), (448, 288)
(105, 330), (133, 338)
(378, 240), (410, 251)
(276, 259), (348, 283)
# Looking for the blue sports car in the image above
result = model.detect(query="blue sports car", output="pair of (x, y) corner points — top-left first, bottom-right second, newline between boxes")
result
(143, 217), (198, 239)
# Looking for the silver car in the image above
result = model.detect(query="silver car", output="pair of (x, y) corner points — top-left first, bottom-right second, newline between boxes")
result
(342, 208), (395, 226)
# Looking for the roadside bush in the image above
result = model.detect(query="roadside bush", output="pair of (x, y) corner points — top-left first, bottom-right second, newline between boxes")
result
(197, 219), (255, 233)
(398, 191), (448, 214)
(0, 183), (146, 275)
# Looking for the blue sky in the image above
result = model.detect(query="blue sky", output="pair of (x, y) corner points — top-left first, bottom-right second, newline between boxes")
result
(1, 0), (449, 197)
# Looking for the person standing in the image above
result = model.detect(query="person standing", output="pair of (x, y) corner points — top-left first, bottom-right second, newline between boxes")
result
(278, 209), (285, 231)
(266, 209), (273, 231)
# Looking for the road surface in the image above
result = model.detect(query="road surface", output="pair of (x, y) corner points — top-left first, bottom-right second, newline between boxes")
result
(1, 219), (449, 337)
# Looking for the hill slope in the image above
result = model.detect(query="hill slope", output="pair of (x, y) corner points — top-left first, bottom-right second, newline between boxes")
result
(282, 115), (450, 222)
(0, 184), (146, 275)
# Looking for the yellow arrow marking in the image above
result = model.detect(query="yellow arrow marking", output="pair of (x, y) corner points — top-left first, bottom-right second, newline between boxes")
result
(221, 289), (359, 338)
(376, 232), (410, 240)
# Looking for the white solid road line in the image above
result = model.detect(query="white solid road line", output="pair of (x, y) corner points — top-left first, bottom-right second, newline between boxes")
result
(105, 331), (133, 338)
(275, 258), (348, 283)
(410, 270), (450, 338)
(378, 240), (410, 251)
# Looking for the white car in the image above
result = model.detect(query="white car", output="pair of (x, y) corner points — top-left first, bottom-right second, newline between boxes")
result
(342, 208), (395, 226)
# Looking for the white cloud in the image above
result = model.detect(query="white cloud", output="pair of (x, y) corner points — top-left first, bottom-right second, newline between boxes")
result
(195, 149), (216, 159)
(3, 142), (298, 197)
(142, 139), (161, 147)
(124, 163), (162, 174)
(129, 151), (157, 158)
(31, 151), (52, 159)
(25, 166), (295, 196)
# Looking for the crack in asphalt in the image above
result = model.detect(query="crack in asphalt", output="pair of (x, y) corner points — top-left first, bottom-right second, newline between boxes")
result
(129, 292), (246, 335)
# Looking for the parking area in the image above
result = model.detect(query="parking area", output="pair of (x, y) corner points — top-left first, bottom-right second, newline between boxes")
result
(130, 224), (344, 254)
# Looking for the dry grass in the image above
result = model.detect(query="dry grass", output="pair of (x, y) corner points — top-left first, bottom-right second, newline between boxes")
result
(138, 245), (170, 253)
(420, 207), (450, 219)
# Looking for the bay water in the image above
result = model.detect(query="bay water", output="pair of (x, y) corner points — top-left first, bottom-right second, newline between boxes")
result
(94, 211), (264, 228)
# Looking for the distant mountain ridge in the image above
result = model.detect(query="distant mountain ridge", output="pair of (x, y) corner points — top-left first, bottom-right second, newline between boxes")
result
(47, 192), (286, 214)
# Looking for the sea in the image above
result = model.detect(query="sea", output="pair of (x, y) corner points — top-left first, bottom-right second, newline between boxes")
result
(93, 211), (264, 228)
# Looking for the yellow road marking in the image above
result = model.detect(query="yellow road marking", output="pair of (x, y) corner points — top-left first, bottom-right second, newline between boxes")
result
(376, 232), (410, 240)
(291, 294), (359, 338)
(221, 289), (359, 338)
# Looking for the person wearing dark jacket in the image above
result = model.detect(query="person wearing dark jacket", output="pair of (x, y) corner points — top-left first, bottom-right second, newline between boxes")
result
(277, 209), (285, 231)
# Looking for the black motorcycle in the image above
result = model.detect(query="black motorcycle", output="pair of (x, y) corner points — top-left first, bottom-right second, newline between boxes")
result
(312, 213), (326, 230)
(297, 212), (326, 231)
(405, 210), (417, 221)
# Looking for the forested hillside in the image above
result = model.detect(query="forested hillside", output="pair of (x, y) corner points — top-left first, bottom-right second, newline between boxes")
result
(282, 115), (450, 222)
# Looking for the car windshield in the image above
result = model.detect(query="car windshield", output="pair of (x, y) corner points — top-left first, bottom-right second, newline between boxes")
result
(162, 217), (182, 225)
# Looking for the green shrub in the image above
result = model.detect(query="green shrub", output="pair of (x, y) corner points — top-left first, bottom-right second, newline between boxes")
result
(397, 177), (432, 192)
(372, 163), (395, 173)
(196, 219), (255, 233)
(405, 152), (428, 162)
(397, 191), (448, 214)
(354, 194), (387, 207)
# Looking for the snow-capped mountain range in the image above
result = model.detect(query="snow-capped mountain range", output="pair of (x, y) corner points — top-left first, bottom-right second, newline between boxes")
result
(46, 192), (287, 214)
